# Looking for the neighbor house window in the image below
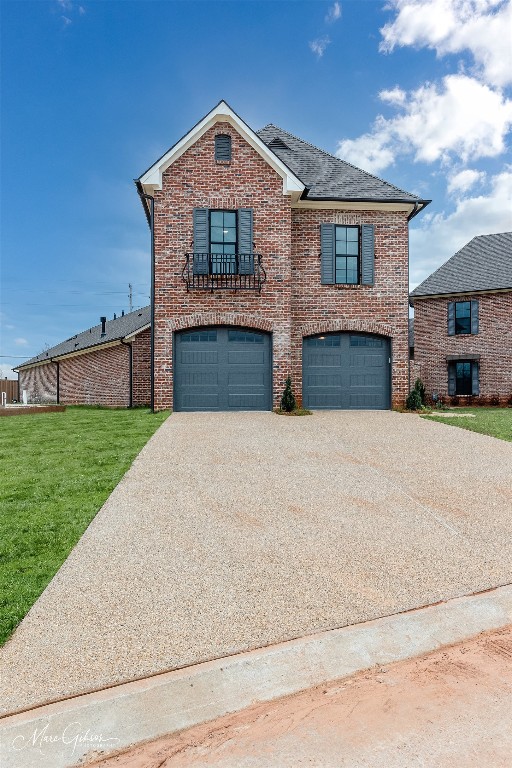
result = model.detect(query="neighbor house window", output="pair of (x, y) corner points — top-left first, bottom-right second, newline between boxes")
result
(455, 301), (471, 334)
(448, 300), (479, 335)
(210, 210), (237, 274)
(448, 360), (479, 396)
(335, 225), (359, 284)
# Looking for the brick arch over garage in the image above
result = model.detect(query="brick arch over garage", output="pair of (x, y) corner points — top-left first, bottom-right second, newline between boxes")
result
(297, 318), (393, 340)
(169, 312), (274, 334)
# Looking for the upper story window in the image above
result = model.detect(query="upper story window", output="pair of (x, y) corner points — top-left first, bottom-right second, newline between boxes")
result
(321, 223), (374, 286)
(448, 300), (479, 335)
(215, 134), (232, 161)
(210, 210), (237, 274)
(335, 226), (359, 284)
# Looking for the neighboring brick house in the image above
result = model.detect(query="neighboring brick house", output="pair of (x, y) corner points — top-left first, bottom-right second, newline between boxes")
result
(410, 232), (512, 404)
(16, 308), (150, 407)
(135, 100), (429, 411)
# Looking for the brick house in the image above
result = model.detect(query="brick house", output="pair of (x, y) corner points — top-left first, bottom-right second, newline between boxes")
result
(16, 308), (150, 407)
(17, 101), (430, 410)
(135, 100), (429, 411)
(410, 232), (512, 404)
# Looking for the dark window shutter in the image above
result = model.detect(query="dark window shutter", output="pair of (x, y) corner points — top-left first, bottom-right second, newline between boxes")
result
(320, 224), (335, 284)
(448, 363), (456, 396)
(471, 363), (480, 396)
(237, 208), (254, 275)
(447, 302), (455, 336)
(193, 208), (209, 275)
(470, 300), (479, 334)
(361, 224), (375, 285)
(215, 134), (231, 161)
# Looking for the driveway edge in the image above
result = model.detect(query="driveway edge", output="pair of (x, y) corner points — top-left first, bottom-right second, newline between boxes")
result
(1, 584), (511, 768)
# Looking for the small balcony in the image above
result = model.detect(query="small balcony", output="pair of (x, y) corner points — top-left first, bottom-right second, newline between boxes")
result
(182, 253), (266, 292)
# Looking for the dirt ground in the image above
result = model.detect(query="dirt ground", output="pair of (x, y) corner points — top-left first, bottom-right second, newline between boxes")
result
(85, 624), (512, 768)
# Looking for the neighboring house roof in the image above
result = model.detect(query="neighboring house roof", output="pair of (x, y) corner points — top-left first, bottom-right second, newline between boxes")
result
(135, 100), (430, 222)
(15, 306), (150, 370)
(410, 232), (512, 299)
(256, 124), (428, 212)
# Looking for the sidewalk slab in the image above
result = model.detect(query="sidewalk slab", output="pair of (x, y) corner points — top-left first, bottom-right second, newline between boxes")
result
(1, 584), (511, 768)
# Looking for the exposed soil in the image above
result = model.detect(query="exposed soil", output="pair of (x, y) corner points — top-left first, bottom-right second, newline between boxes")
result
(83, 625), (512, 768)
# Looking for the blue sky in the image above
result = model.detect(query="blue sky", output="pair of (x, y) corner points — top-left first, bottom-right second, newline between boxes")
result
(1, 0), (511, 376)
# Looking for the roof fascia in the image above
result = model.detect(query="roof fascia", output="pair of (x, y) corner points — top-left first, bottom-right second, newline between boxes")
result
(292, 199), (419, 215)
(123, 323), (151, 341)
(138, 101), (304, 198)
(410, 286), (512, 302)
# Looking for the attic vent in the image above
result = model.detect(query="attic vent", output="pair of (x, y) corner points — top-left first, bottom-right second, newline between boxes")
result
(268, 137), (291, 151)
(215, 134), (231, 161)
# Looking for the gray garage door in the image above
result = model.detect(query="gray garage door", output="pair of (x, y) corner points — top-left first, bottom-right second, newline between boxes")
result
(174, 327), (272, 411)
(302, 333), (391, 410)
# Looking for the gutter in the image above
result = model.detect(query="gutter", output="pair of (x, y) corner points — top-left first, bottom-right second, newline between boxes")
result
(120, 340), (133, 408)
(136, 187), (156, 413)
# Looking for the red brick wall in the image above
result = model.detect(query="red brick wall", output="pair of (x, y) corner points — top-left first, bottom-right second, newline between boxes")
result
(291, 209), (410, 408)
(152, 122), (412, 410)
(59, 345), (130, 406)
(413, 291), (512, 403)
(19, 344), (131, 407)
(132, 328), (151, 406)
(19, 362), (58, 403)
(153, 121), (292, 410)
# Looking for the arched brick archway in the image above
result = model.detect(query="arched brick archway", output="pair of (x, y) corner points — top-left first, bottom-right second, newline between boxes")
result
(297, 318), (393, 340)
(169, 312), (275, 334)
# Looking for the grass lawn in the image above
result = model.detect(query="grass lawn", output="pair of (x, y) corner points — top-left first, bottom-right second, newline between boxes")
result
(0, 407), (168, 645)
(423, 408), (512, 442)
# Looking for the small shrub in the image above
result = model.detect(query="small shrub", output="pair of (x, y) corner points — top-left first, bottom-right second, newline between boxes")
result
(280, 376), (297, 413)
(489, 394), (500, 407)
(406, 389), (423, 411)
(450, 396), (460, 406)
(413, 378), (426, 405)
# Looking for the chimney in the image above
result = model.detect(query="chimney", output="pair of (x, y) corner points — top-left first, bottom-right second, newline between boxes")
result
(121, 310), (125, 316)
(100, 316), (107, 337)
(113, 313), (117, 320)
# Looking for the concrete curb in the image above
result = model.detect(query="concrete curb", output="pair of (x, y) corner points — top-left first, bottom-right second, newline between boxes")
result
(1, 584), (511, 768)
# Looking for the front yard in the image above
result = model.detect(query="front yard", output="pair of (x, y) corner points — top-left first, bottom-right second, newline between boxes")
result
(423, 408), (512, 442)
(0, 407), (168, 644)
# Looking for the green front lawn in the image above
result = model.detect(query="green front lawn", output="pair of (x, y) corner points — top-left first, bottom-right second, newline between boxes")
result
(423, 408), (512, 442)
(0, 407), (169, 644)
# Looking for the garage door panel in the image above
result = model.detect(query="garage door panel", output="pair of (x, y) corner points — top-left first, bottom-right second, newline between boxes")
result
(303, 333), (390, 410)
(175, 327), (271, 412)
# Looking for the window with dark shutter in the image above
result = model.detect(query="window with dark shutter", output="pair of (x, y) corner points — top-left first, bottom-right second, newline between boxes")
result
(193, 208), (209, 275)
(215, 134), (231, 161)
(361, 224), (375, 285)
(320, 223), (335, 284)
(237, 208), (254, 275)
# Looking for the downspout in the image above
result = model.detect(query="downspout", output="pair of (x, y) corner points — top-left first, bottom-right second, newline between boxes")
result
(121, 340), (133, 408)
(138, 190), (155, 413)
(55, 360), (60, 404)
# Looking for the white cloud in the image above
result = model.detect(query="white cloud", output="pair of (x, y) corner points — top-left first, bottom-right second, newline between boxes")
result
(336, 74), (512, 173)
(61, 15), (72, 26)
(410, 168), (512, 287)
(380, 0), (512, 87)
(309, 36), (331, 58)
(14, 338), (29, 346)
(79, 5), (86, 14)
(325, 2), (342, 23)
(57, 0), (73, 8)
(446, 168), (486, 195)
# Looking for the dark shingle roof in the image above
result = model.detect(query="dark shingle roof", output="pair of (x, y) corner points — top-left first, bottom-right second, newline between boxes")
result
(16, 306), (150, 369)
(410, 232), (512, 298)
(257, 124), (427, 205)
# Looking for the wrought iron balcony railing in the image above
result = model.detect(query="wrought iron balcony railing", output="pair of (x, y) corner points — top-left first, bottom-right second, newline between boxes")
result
(182, 253), (266, 292)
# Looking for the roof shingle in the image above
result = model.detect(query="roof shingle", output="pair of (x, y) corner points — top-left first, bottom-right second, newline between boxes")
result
(16, 306), (150, 369)
(410, 232), (512, 298)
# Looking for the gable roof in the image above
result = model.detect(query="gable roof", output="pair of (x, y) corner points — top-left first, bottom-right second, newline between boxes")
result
(410, 232), (512, 299)
(136, 100), (304, 207)
(135, 101), (430, 222)
(15, 306), (150, 370)
(257, 124), (429, 214)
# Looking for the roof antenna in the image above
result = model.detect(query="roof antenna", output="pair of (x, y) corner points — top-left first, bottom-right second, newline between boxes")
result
(128, 283), (133, 313)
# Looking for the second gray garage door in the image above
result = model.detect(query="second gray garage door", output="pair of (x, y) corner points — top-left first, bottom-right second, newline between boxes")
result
(174, 327), (272, 411)
(303, 333), (391, 410)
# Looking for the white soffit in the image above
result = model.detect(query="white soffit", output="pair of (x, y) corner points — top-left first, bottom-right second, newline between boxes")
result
(138, 101), (304, 198)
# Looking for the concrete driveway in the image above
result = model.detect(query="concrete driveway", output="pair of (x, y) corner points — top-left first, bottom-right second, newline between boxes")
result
(1, 411), (511, 716)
